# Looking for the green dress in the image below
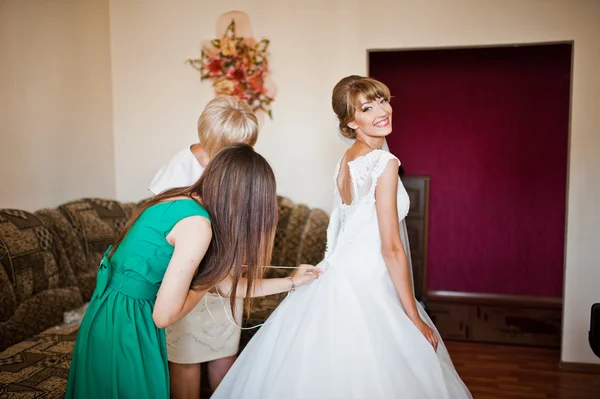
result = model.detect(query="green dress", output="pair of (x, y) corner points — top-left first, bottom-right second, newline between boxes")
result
(66, 199), (210, 399)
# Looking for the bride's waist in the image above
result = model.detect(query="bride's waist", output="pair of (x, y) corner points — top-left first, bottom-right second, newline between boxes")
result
(325, 248), (386, 269)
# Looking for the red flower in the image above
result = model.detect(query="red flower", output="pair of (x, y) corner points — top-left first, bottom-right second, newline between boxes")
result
(248, 70), (267, 94)
(207, 57), (223, 75)
(226, 65), (247, 81)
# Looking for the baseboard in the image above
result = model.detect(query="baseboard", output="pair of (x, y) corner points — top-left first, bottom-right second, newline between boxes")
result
(559, 361), (600, 374)
(426, 290), (563, 310)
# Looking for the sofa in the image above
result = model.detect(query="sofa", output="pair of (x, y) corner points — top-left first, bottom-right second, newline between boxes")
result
(0, 197), (328, 398)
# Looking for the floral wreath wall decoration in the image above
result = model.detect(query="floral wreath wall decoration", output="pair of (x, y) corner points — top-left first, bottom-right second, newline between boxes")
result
(187, 19), (275, 119)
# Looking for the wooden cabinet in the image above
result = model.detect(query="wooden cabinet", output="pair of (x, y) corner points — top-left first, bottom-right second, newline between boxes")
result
(427, 302), (470, 340)
(470, 305), (561, 347)
(402, 176), (430, 300)
(426, 294), (562, 348)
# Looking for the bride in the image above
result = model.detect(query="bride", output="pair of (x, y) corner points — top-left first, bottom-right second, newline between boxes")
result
(211, 75), (472, 398)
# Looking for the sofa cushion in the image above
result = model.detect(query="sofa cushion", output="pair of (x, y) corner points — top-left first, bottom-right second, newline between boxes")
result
(277, 203), (311, 271)
(0, 323), (79, 398)
(0, 210), (82, 351)
(296, 208), (329, 266)
(269, 196), (295, 271)
(37, 199), (137, 302)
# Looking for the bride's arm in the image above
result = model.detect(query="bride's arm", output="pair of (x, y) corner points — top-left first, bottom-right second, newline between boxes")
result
(374, 161), (419, 319)
(375, 160), (438, 349)
(214, 265), (321, 298)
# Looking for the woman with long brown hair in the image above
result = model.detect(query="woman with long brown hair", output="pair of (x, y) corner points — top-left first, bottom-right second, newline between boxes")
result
(65, 144), (320, 399)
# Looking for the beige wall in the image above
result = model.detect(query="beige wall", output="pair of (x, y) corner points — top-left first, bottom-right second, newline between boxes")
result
(108, 0), (600, 365)
(108, 0), (361, 205)
(0, 0), (115, 211)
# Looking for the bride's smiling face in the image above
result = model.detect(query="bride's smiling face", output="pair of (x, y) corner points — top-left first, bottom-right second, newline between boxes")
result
(347, 94), (393, 139)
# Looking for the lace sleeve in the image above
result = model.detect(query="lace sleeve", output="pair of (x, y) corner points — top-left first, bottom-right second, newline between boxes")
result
(325, 160), (343, 258)
(372, 151), (400, 183)
(360, 150), (401, 203)
(324, 204), (341, 259)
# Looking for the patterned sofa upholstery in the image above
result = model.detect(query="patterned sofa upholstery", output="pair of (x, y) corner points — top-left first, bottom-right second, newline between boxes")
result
(0, 210), (83, 352)
(0, 196), (328, 398)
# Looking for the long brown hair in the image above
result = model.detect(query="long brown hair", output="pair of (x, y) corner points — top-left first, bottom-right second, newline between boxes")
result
(111, 144), (278, 317)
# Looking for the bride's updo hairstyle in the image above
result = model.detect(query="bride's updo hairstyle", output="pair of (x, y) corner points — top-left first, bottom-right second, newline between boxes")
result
(331, 75), (391, 140)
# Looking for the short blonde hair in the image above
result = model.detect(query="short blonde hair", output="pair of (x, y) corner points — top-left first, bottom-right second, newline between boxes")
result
(331, 75), (391, 139)
(197, 95), (259, 158)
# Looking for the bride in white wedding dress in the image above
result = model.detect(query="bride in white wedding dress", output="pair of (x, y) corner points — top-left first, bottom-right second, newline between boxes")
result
(212, 75), (472, 399)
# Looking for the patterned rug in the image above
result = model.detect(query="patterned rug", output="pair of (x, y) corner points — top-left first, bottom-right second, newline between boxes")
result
(0, 324), (79, 398)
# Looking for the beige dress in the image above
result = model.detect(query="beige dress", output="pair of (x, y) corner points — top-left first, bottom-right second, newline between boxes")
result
(149, 146), (243, 363)
(166, 294), (243, 363)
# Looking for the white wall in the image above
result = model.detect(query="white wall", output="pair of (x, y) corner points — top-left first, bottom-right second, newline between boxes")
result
(116, 0), (600, 365)
(0, 0), (116, 211)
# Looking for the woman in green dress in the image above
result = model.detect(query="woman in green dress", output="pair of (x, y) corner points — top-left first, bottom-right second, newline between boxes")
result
(65, 144), (321, 398)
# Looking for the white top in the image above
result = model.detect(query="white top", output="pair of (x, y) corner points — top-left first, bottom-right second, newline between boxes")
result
(149, 146), (204, 195)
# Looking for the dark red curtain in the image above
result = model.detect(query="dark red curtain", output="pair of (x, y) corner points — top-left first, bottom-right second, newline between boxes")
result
(369, 44), (571, 297)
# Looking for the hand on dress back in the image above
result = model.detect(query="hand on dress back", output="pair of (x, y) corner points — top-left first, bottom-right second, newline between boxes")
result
(289, 265), (323, 289)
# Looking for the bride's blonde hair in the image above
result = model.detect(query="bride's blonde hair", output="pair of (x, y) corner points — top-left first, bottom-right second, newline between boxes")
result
(332, 76), (391, 139)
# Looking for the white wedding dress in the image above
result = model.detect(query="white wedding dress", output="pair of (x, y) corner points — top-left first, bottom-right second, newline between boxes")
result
(212, 150), (472, 399)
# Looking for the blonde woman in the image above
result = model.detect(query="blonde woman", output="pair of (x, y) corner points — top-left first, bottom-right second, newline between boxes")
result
(149, 95), (258, 398)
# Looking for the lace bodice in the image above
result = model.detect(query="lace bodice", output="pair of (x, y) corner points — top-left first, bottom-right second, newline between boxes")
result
(325, 150), (410, 260)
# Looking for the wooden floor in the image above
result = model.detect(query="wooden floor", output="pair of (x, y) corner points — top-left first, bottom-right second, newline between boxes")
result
(447, 341), (600, 398)
(202, 342), (600, 398)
